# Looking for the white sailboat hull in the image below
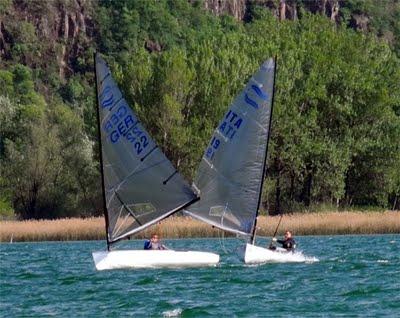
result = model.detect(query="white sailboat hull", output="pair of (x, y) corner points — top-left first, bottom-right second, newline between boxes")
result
(92, 250), (220, 270)
(243, 243), (316, 264)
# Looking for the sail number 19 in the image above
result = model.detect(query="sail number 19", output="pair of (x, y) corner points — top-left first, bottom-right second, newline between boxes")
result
(205, 137), (220, 160)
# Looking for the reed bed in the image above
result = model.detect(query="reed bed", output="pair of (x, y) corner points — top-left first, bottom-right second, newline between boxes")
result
(0, 211), (399, 242)
(0, 217), (105, 242)
(255, 211), (400, 236)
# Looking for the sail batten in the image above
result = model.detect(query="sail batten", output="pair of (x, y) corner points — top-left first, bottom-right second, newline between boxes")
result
(111, 197), (199, 243)
(95, 53), (198, 244)
(194, 164), (261, 196)
(185, 59), (276, 236)
(111, 158), (168, 191)
(184, 210), (250, 237)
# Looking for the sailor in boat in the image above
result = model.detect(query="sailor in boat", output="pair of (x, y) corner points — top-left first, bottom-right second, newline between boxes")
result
(144, 234), (168, 250)
(271, 230), (296, 252)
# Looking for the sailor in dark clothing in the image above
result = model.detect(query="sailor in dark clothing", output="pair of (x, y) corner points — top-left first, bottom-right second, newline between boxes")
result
(144, 234), (168, 250)
(272, 230), (296, 251)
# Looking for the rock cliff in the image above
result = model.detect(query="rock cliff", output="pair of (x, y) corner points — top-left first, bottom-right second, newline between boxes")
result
(202, 0), (342, 22)
(0, 0), (94, 80)
(0, 0), (372, 81)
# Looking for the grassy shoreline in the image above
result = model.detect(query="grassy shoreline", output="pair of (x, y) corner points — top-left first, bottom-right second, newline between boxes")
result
(0, 211), (399, 242)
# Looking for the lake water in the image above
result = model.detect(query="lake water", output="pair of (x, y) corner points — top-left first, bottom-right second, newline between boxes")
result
(0, 235), (399, 317)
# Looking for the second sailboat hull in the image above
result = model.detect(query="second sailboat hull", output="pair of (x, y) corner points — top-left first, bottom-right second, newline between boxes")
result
(92, 250), (220, 270)
(243, 243), (316, 264)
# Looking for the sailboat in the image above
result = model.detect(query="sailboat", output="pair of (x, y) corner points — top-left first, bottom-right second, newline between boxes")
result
(92, 53), (219, 270)
(185, 58), (304, 263)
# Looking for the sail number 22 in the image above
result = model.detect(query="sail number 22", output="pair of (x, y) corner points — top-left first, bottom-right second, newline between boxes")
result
(103, 104), (149, 155)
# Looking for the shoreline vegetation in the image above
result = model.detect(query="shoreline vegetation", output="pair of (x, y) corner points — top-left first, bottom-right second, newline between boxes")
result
(0, 211), (399, 242)
(1, 2), (400, 224)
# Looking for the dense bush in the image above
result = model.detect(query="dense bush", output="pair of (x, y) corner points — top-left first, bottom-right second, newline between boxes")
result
(0, 0), (399, 219)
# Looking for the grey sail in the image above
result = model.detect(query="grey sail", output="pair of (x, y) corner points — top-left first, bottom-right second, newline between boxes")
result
(95, 54), (198, 245)
(185, 59), (276, 237)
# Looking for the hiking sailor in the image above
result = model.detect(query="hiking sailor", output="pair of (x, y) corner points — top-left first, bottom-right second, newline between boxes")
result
(272, 230), (296, 251)
(144, 234), (168, 250)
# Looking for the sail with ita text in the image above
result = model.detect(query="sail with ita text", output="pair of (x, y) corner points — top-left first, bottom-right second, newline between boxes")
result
(185, 58), (319, 264)
(184, 59), (276, 241)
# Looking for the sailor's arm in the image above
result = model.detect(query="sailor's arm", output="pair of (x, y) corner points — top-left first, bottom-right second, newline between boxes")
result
(144, 240), (152, 250)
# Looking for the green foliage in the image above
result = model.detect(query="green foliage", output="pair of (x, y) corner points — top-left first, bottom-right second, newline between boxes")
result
(0, 198), (14, 219)
(1, 102), (100, 219)
(0, 63), (99, 219)
(0, 70), (14, 96)
(101, 3), (400, 212)
(2, 118), (62, 219)
(1, 0), (399, 219)
(61, 76), (86, 103)
(340, 0), (400, 56)
(0, 0), (12, 15)
(97, 0), (234, 57)
(13, 64), (34, 95)
(9, 21), (39, 63)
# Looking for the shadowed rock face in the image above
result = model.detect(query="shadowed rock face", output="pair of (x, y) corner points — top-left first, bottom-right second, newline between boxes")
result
(0, 0), (94, 81)
(201, 0), (374, 32)
(201, 0), (342, 23)
(349, 13), (370, 32)
(203, 0), (247, 20)
(0, 0), (372, 81)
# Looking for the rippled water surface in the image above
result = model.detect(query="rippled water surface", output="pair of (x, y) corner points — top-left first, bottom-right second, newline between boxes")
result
(1, 235), (399, 317)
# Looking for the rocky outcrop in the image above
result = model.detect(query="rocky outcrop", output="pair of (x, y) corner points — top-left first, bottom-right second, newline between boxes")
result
(349, 13), (370, 32)
(0, 19), (11, 60)
(0, 0), (94, 80)
(203, 0), (247, 20)
(203, 0), (341, 23)
(1, 0), (375, 82)
(279, 0), (298, 21)
(301, 0), (340, 22)
(145, 39), (163, 53)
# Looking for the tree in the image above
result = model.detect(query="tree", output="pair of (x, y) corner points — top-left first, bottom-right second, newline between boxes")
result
(3, 118), (63, 219)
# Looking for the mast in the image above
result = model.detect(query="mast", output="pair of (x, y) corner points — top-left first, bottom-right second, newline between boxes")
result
(93, 52), (111, 251)
(250, 56), (278, 244)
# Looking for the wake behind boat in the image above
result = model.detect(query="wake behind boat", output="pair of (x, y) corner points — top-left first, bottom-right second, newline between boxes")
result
(92, 53), (219, 270)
